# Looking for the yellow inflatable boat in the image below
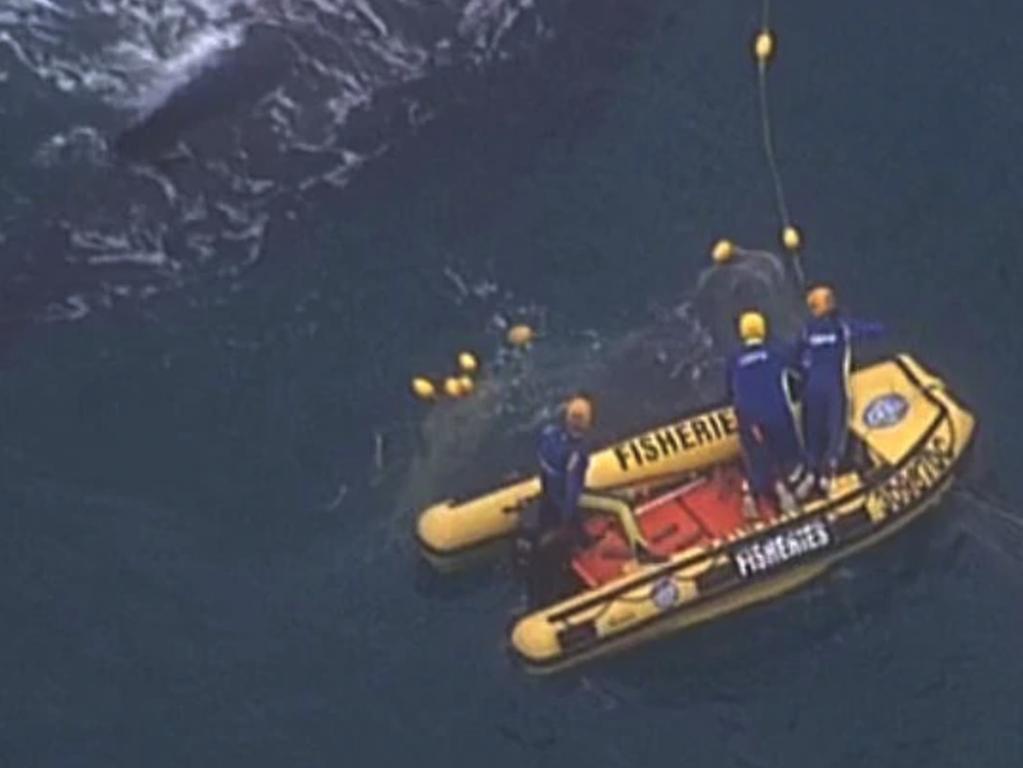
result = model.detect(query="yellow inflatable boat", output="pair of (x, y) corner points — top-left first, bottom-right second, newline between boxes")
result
(416, 355), (975, 673)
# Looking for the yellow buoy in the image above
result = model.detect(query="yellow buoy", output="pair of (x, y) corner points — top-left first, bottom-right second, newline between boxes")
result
(782, 225), (802, 251)
(411, 377), (436, 400)
(443, 376), (466, 398)
(711, 239), (735, 264)
(457, 351), (479, 374)
(506, 324), (534, 347)
(754, 30), (774, 62)
(458, 375), (475, 395)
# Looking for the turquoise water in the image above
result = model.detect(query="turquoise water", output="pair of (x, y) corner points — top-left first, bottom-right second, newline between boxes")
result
(2, 0), (1022, 765)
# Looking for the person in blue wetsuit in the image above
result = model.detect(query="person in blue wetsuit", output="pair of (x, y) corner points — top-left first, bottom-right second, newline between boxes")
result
(518, 395), (655, 606)
(797, 285), (884, 493)
(533, 395), (651, 553)
(727, 311), (806, 519)
(535, 396), (591, 533)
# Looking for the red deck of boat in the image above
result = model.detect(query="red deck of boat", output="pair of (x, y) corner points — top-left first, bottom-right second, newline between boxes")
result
(572, 465), (779, 588)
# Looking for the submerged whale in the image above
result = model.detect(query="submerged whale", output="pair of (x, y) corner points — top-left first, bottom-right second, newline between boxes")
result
(114, 24), (294, 158)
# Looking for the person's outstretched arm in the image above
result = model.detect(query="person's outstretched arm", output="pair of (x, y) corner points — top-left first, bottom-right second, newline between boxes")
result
(845, 317), (885, 340)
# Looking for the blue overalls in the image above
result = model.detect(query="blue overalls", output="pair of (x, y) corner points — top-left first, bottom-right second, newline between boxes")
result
(533, 423), (589, 539)
(727, 341), (803, 496)
(517, 423), (590, 607)
(796, 314), (884, 477)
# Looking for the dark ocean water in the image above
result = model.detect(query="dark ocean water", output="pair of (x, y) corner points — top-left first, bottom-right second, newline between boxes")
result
(2, 0), (1023, 765)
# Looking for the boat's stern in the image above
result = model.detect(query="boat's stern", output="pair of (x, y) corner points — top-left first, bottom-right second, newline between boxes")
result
(850, 354), (975, 481)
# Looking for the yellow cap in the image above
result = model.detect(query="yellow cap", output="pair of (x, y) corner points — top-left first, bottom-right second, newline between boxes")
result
(507, 324), (534, 347)
(806, 285), (835, 317)
(457, 351), (478, 374)
(565, 395), (594, 435)
(411, 377), (436, 400)
(712, 239), (735, 264)
(755, 30), (774, 62)
(443, 376), (466, 398)
(738, 311), (767, 343)
(457, 375), (475, 395)
(782, 225), (802, 251)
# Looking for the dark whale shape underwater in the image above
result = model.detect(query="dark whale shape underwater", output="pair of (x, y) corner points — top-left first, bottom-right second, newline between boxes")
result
(114, 24), (294, 158)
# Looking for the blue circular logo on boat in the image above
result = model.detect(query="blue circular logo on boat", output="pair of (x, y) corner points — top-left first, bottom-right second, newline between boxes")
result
(651, 577), (679, 611)
(863, 394), (909, 429)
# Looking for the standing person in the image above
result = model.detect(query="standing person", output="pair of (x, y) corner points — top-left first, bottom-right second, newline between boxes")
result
(726, 311), (807, 519)
(518, 395), (655, 606)
(797, 285), (884, 493)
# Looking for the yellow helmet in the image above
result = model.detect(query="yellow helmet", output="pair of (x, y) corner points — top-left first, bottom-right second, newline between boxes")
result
(738, 311), (767, 343)
(806, 285), (836, 317)
(565, 395), (594, 436)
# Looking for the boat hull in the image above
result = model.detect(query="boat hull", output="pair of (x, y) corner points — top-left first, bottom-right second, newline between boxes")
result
(509, 355), (975, 672)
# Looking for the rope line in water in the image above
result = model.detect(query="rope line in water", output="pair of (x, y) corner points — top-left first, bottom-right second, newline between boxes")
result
(711, 4), (806, 284)
(750, 0), (806, 287)
(956, 485), (1023, 533)
(756, 0), (789, 227)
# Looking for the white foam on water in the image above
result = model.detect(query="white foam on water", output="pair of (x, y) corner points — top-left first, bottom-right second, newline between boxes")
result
(1, 0), (561, 320)
(108, 23), (245, 113)
(32, 125), (108, 167)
